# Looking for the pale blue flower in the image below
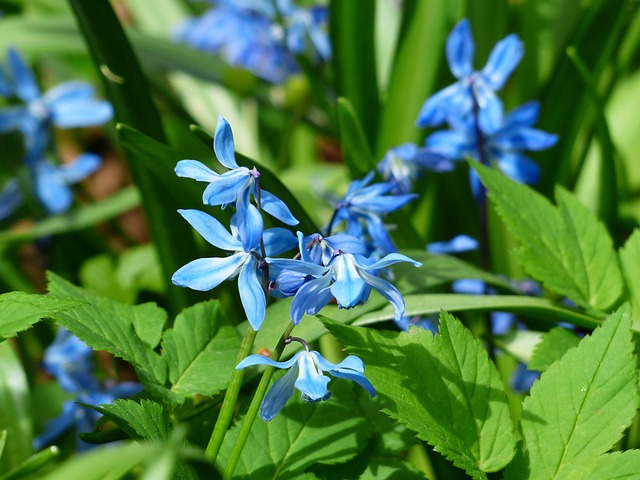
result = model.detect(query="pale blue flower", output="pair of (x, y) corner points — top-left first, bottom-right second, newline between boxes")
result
(416, 18), (523, 133)
(175, 116), (298, 226)
(377, 143), (453, 194)
(172, 209), (296, 330)
(427, 234), (478, 254)
(0, 179), (22, 220)
(236, 349), (375, 420)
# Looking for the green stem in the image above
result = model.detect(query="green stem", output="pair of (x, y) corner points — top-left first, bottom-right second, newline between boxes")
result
(204, 326), (257, 462)
(223, 322), (295, 479)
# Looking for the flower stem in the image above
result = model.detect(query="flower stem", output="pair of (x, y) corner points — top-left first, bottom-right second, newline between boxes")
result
(222, 322), (295, 479)
(204, 326), (257, 463)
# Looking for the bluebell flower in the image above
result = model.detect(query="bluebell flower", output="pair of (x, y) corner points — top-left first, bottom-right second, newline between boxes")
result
(270, 233), (421, 324)
(416, 18), (523, 133)
(377, 143), (454, 194)
(281, 1), (331, 62)
(0, 48), (113, 155)
(175, 116), (298, 226)
(34, 328), (141, 451)
(0, 179), (22, 220)
(172, 209), (296, 330)
(396, 315), (438, 334)
(236, 348), (375, 420)
(426, 101), (558, 191)
(510, 362), (540, 393)
(426, 234), (479, 254)
(330, 171), (417, 253)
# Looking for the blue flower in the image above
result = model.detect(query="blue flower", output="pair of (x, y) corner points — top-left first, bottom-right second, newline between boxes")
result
(426, 234), (478, 254)
(236, 349), (375, 420)
(377, 143), (454, 194)
(0, 179), (22, 221)
(426, 101), (558, 189)
(396, 315), (438, 334)
(270, 233), (421, 324)
(43, 328), (96, 393)
(172, 209), (296, 330)
(416, 18), (523, 133)
(281, 1), (331, 62)
(0, 48), (113, 156)
(330, 171), (417, 253)
(175, 116), (298, 226)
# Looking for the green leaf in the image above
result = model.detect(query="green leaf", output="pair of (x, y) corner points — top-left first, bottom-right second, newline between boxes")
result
(353, 293), (601, 330)
(528, 327), (581, 372)
(0, 342), (33, 472)
(474, 163), (624, 311)
(619, 229), (640, 325)
(80, 254), (136, 305)
(46, 271), (167, 386)
(0, 446), (60, 480)
(96, 399), (170, 441)
(336, 97), (377, 179)
(574, 451), (640, 479)
(506, 304), (638, 479)
(161, 301), (241, 401)
(216, 383), (371, 478)
(0, 292), (84, 342)
(325, 312), (517, 479)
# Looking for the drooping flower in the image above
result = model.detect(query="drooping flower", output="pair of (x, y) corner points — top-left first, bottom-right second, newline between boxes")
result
(175, 115), (298, 226)
(329, 171), (417, 254)
(416, 18), (523, 133)
(172, 209), (296, 330)
(426, 101), (558, 191)
(236, 348), (375, 420)
(270, 232), (421, 324)
(377, 143), (454, 194)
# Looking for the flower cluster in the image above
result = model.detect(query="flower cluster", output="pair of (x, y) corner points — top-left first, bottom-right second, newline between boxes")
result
(34, 328), (141, 450)
(173, 0), (330, 83)
(173, 116), (422, 419)
(0, 48), (112, 218)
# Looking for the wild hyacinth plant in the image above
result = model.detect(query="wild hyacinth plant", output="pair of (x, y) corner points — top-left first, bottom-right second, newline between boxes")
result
(1, 2), (640, 479)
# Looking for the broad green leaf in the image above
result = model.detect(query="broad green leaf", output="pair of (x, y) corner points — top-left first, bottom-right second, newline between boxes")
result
(80, 254), (136, 305)
(0, 343), (33, 472)
(117, 245), (164, 296)
(619, 229), (640, 325)
(528, 327), (581, 372)
(572, 451), (640, 479)
(336, 97), (377, 179)
(474, 163), (623, 311)
(0, 292), (84, 342)
(161, 301), (241, 401)
(353, 293), (601, 330)
(216, 384), (371, 478)
(46, 271), (167, 386)
(96, 399), (170, 441)
(506, 304), (638, 479)
(326, 312), (517, 479)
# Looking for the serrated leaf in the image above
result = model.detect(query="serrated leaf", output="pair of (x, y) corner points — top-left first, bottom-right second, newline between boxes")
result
(474, 163), (623, 311)
(528, 327), (581, 372)
(216, 383), (371, 478)
(325, 312), (517, 479)
(619, 229), (640, 324)
(574, 451), (640, 480)
(161, 301), (241, 401)
(506, 304), (638, 479)
(45, 271), (167, 386)
(0, 292), (84, 342)
(96, 399), (170, 441)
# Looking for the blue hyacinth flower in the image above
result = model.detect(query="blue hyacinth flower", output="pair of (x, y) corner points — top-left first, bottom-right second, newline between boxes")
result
(172, 209), (296, 330)
(331, 171), (417, 253)
(427, 234), (479, 254)
(175, 116), (298, 226)
(377, 143), (454, 194)
(0, 179), (23, 221)
(416, 18), (523, 133)
(0, 48), (113, 155)
(42, 328), (97, 393)
(270, 232), (421, 324)
(236, 349), (375, 420)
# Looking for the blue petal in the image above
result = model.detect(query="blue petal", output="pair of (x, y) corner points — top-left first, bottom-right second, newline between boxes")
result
(107, 381), (143, 398)
(33, 401), (77, 450)
(416, 82), (463, 128)
(425, 129), (471, 160)
(8, 48), (40, 102)
(0, 105), (29, 133)
(502, 101), (540, 128)
(356, 268), (406, 321)
(263, 227), (297, 256)
(427, 235), (479, 254)
(495, 153), (540, 184)
(214, 115), (239, 169)
(260, 189), (299, 225)
(178, 209), (242, 251)
(268, 257), (328, 277)
(50, 99), (113, 129)
(34, 161), (73, 214)
(362, 213), (397, 253)
(325, 234), (368, 256)
(452, 278), (485, 294)
(260, 364), (298, 420)
(43, 81), (94, 103)
(0, 179), (23, 220)
(510, 362), (539, 393)
(290, 276), (333, 324)
(480, 33), (523, 90)
(236, 351), (302, 370)
(59, 153), (101, 184)
(171, 253), (246, 291)
(475, 88), (504, 134)
(202, 169), (251, 206)
(331, 254), (367, 308)
(315, 353), (376, 397)
(492, 127), (558, 152)
(362, 252), (422, 270)
(491, 311), (515, 335)
(294, 352), (330, 402)
(175, 159), (219, 182)
(236, 195), (264, 252)
(239, 256), (266, 330)
(446, 19), (474, 79)
(350, 192), (417, 213)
